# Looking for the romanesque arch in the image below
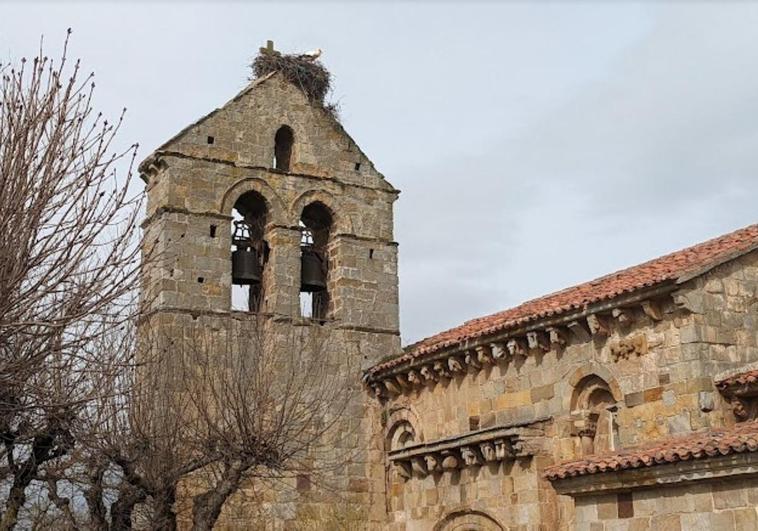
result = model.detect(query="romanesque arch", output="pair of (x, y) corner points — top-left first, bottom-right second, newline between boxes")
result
(289, 189), (348, 234)
(220, 176), (287, 226)
(385, 405), (424, 450)
(570, 372), (620, 456)
(434, 510), (504, 531)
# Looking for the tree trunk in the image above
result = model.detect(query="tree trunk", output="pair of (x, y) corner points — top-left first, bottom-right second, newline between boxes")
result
(191, 461), (245, 531)
(83, 464), (109, 531)
(110, 488), (145, 531)
(0, 432), (58, 531)
(150, 487), (178, 531)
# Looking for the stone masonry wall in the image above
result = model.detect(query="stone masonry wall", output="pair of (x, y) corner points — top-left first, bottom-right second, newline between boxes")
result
(573, 475), (758, 531)
(378, 249), (758, 530)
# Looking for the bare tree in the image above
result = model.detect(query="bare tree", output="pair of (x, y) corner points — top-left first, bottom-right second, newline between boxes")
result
(0, 31), (142, 530)
(1, 31), (354, 531)
(182, 318), (354, 530)
(81, 318), (355, 530)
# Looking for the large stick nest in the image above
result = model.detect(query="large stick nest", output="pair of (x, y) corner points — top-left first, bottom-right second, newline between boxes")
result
(252, 51), (331, 105)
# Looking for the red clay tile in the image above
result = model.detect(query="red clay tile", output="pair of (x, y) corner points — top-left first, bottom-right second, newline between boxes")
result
(543, 421), (758, 480)
(369, 224), (758, 376)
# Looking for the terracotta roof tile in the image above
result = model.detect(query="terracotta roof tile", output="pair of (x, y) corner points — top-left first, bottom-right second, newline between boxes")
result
(544, 421), (758, 481)
(369, 223), (758, 376)
(716, 369), (758, 391)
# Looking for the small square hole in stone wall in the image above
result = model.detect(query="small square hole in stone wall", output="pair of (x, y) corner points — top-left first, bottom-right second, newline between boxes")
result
(296, 474), (311, 492)
(197, 277), (205, 284)
(617, 492), (633, 518)
(207, 136), (214, 144)
(209, 225), (217, 238)
(354, 162), (361, 171)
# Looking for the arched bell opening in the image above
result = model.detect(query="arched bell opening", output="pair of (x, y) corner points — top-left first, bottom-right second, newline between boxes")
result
(231, 191), (269, 312)
(273, 125), (294, 172)
(571, 375), (619, 456)
(299, 202), (332, 322)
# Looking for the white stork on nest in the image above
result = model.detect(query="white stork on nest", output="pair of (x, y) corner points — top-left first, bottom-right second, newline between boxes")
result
(298, 48), (323, 62)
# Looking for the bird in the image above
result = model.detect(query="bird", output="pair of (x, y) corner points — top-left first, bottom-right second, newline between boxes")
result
(299, 48), (322, 62)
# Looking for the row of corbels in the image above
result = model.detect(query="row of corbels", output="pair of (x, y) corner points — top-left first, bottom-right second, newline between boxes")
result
(370, 300), (663, 399)
(392, 437), (515, 480)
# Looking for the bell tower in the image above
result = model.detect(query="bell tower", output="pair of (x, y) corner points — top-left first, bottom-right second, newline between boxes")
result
(139, 44), (400, 526)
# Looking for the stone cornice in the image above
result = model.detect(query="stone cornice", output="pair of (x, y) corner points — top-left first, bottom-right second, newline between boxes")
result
(389, 418), (550, 480)
(142, 150), (400, 196)
(365, 286), (676, 400)
(550, 451), (758, 496)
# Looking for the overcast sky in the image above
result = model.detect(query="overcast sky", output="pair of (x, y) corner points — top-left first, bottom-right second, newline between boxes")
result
(2, 2), (756, 344)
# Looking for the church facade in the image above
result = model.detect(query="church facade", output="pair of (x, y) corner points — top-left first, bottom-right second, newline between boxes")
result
(139, 48), (758, 530)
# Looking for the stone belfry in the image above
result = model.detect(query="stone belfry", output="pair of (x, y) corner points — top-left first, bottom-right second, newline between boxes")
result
(138, 42), (399, 526)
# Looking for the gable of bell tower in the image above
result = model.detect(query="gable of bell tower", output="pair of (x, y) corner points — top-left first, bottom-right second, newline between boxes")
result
(139, 59), (400, 349)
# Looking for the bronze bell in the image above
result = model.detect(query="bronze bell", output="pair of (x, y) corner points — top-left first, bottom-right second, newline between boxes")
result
(232, 248), (261, 285)
(231, 220), (262, 285)
(300, 248), (326, 292)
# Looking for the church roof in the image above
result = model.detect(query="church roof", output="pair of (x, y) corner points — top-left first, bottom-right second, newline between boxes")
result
(543, 421), (758, 481)
(368, 223), (758, 376)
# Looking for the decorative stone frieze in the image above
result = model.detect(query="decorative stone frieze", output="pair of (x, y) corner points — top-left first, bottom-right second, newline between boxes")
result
(388, 421), (548, 480)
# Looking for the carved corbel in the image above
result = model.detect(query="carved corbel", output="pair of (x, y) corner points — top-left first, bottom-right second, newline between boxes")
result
(383, 379), (401, 396)
(460, 446), (483, 466)
(395, 373), (411, 390)
(464, 350), (482, 369)
(441, 451), (460, 470)
(506, 338), (527, 357)
(526, 331), (550, 352)
(407, 370), (421, 386)
(434, 361), (451, 380)
(424, 454), (441, 473)
(479, 441), (497, 462)
(494, 439), (513, 460)
(511, 436), (545, 457)
(491, 342), (506, 360)
(448, 356), (464, 373)
(567, 320), (592, 342)
(641, 300), (663, 321)
(411, 457), (428, 477)
(476, 345), (495, 365)
(546, 327), (568, 347)
(587, 314), (611, 337)
(420, 366), (438, 382)
(394, 461), (412, 480)
(730, 396), (750, 421)
(612, 308), (633, 326)
(371, 383), (384, 399)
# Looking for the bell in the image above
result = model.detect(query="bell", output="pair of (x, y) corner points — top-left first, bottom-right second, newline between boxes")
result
(300, 248), (326, 292)
(232, 248), (261, 285)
